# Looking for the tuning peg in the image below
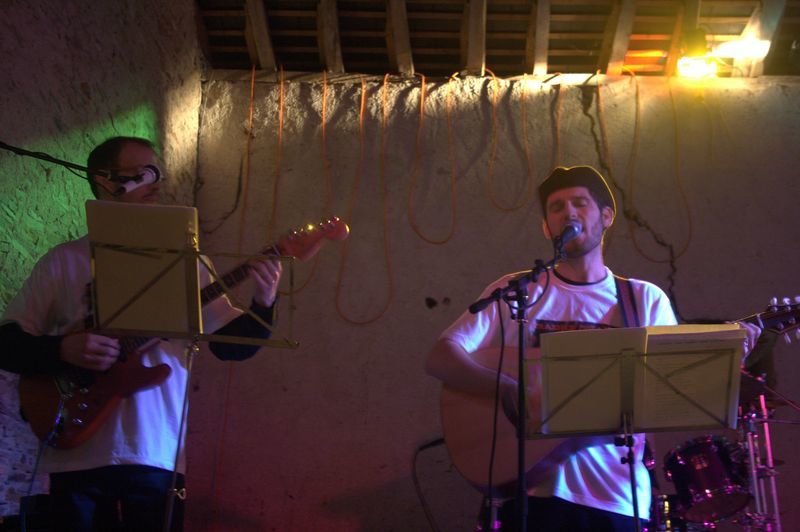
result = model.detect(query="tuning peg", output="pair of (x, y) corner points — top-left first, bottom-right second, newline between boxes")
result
(769, 297), (778, 311)
(794, 295), (800, 304)
(783, 297), (792, 306)
(785, 334), (792, 345)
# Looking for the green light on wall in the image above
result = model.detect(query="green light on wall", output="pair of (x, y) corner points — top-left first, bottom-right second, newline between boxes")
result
(0, 103), (160, 309)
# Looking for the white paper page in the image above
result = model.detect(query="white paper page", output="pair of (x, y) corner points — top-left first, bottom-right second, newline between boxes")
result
(539, 328), (646, 435)
(634, 326), (745, 430)
(87, 200), (202, 335)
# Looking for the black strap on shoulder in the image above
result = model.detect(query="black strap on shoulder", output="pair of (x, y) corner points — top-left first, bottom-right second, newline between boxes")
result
(614, 275), (640, 328)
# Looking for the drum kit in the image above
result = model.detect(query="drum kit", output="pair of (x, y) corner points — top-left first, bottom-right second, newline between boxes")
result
(648, 376), (797, 531)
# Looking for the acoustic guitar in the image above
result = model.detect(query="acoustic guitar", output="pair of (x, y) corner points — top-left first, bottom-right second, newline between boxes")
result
(441, 300), (800, 497)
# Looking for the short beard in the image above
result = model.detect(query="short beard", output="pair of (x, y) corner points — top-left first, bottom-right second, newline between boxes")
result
(562, 227), (605, 259)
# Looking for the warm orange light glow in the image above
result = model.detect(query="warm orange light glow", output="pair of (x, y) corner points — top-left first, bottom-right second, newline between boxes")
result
(677, 56), (718, 78)
(625, 50), (668, 59)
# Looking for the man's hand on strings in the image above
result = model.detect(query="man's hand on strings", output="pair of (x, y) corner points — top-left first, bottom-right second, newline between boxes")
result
(60, 332), (120, 371)
(249, 257), (283, 308)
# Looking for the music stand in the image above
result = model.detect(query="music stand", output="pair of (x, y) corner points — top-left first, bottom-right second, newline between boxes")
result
(85, 200), (296, 531)
(530, 325), (746, 531)
(87, 200), (202, 337)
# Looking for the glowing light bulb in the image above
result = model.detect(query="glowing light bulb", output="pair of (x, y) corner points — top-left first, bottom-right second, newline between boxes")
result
(677, 56), (718, 78)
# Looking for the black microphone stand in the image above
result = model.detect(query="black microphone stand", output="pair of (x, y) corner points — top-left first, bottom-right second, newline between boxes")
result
(469, 243), (569, 532)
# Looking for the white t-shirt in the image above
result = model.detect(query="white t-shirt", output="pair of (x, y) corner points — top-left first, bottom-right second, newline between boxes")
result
(2, 235), (242, 474)
(441, 267), (677, 518)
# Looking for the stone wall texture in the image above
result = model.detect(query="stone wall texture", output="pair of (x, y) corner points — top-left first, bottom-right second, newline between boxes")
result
(187, 75), (800, 531)
(1, 2), (799, 530)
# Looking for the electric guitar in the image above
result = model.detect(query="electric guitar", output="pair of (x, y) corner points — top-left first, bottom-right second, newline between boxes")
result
(441, 300), (800, 496)
(19, 217), (349, 449)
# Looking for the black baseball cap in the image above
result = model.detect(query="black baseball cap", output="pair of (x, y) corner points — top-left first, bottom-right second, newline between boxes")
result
(538, 165), (616, 216)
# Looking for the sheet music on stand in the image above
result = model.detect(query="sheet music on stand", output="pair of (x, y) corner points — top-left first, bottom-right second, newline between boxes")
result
(87, 200), (202, 337)
(86, 199), (297, 348)
(533, 324), (746, 438)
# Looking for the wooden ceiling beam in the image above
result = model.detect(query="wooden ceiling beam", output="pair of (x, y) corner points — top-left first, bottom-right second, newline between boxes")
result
(317, 0), (345, 73)
(200, 9), (244, 18)
(209, 45), (250, 53)
(245, 0), (277, 71)
(462, 0), (487, 75)
(526, 0), (551, 75)
(386, 0), (415, 76)
(207, 30), (246, 37)
(663, 2), (684, 75)
(682, 0), (702, 47)
(733, 0), (787, 76)
(599, 0), (637, 75)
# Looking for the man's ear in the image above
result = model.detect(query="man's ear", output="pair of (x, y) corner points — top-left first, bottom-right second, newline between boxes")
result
(601, 206), (615, 230)
(542, 219), (553, 240)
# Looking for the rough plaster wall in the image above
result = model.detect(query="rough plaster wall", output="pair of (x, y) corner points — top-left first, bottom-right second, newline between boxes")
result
(190, 76), (800, 530)
(0, 0), (202, 517)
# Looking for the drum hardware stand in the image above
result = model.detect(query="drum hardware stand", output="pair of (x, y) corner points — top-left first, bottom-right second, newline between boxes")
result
(615, 419), (642, 532)
(736, 393), (782, 532)
(475, 497), (504, 531)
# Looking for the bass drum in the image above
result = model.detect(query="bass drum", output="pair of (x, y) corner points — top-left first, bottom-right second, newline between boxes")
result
(648, 494), (712, 532)
(663, 435), (751, 523)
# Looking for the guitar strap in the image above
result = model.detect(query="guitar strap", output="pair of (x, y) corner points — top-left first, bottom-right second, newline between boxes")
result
(614, 275), (640, 328)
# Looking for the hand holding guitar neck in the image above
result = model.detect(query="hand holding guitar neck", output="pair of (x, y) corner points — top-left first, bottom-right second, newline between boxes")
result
(248, 258), (283, 308)
(738, 295), (800, 358)
(20, 216), (350, 450)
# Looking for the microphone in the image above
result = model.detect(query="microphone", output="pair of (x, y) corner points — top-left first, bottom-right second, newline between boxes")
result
(554, 221), (582, 248)
(111, 165), (161, 196)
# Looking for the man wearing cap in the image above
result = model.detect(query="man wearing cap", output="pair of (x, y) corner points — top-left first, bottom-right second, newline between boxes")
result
(427, 165), (679, 530)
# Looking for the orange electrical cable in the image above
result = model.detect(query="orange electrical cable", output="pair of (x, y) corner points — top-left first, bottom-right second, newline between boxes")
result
(406, 73), (457, 245)
(593, 70), (615, 176)
(624, 76), (692, 262)
(665, 79), (693, 258)
(620, 68), (640, 205)
(236, 64), (257, 249)
(211, 63), (257, 516)
(321, 70), (333, 208)
(281, 71), (334, 295)
(267, 67), (285, 240)
(553, 80), (563, 169)
(485, 69), (534, 211)
(520, 74), (534, 185)
(593, 70), (619, 252)
(445, 72), (461, 218)
(334, 76), (395, 324)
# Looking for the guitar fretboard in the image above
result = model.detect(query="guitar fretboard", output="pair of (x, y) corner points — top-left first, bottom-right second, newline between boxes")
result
(199, 243), (280, 305)
(111, 243), (281, 358)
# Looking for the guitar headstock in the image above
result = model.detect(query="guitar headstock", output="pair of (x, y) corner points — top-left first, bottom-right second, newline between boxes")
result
(276, 217), (349, 261)
(747, 296), (800, 342)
